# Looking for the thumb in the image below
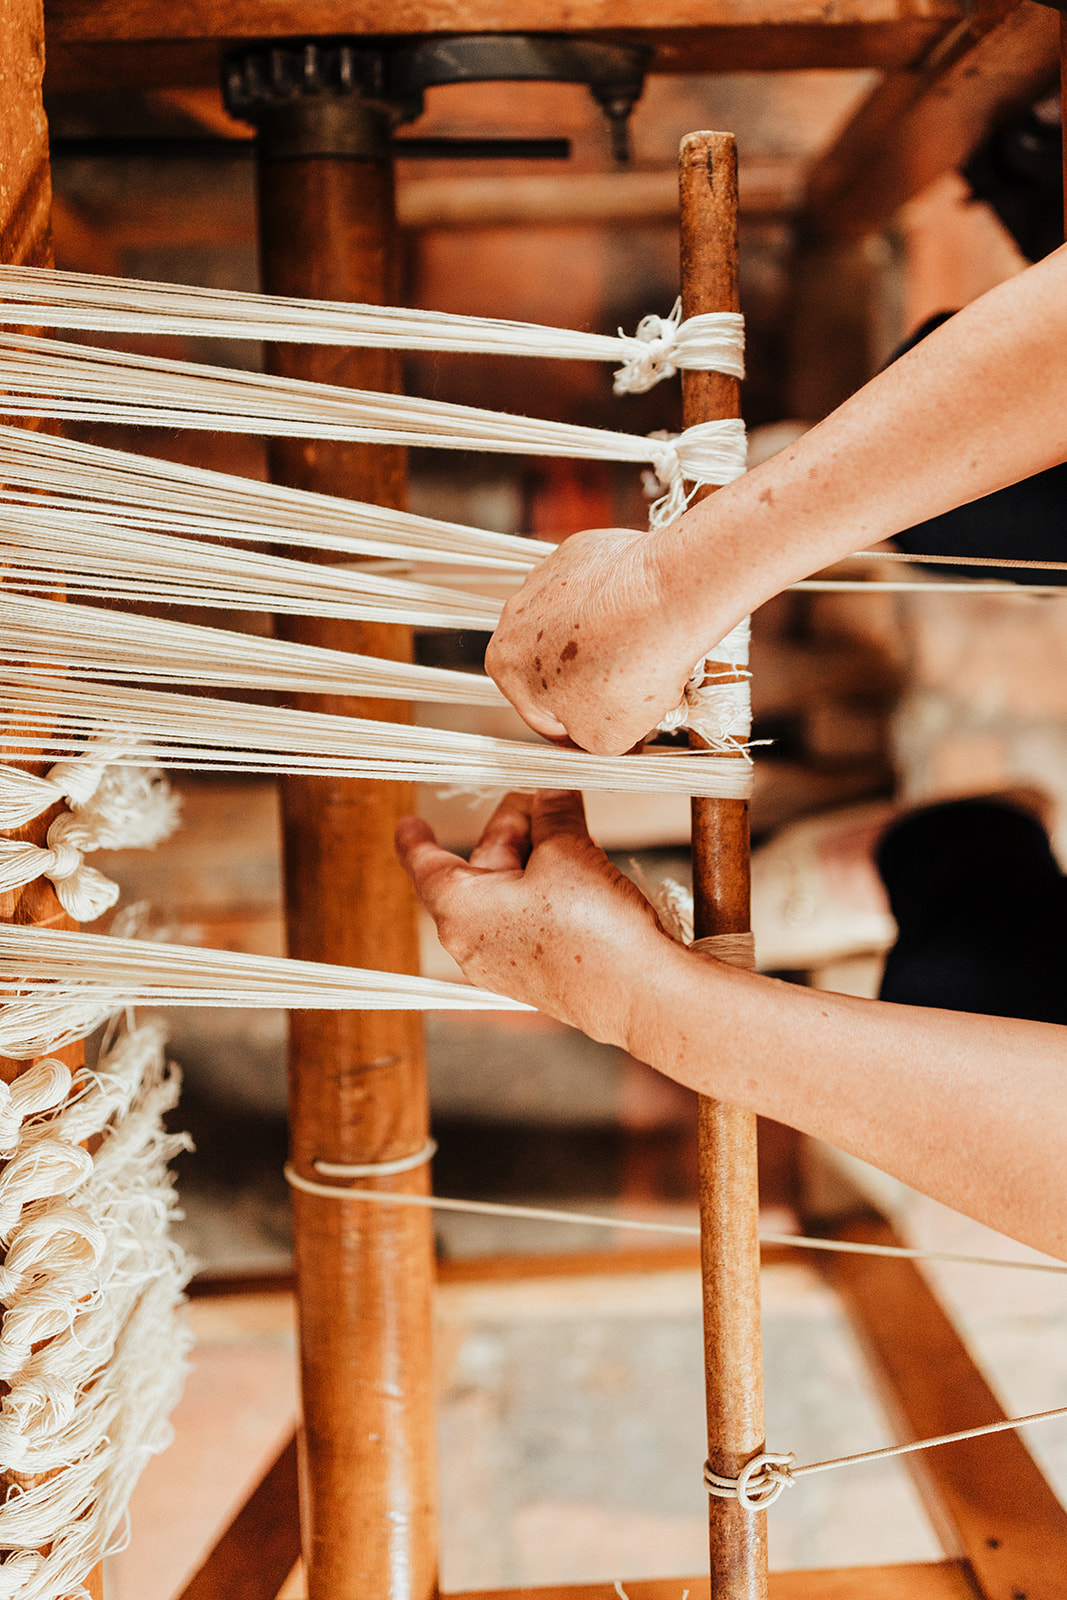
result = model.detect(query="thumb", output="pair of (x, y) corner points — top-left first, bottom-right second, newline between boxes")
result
(395, 817), (472, 914)
(530, 789), (592, 849)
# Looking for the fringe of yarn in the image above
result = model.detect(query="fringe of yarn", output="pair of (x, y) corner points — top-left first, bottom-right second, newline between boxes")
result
(0, 1021), (191, 1600)
(0, 747), (179, 920)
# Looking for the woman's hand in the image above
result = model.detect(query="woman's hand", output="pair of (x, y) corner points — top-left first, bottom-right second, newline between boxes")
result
(395, 789), (683, 1046)
(485, 527), (713, 755)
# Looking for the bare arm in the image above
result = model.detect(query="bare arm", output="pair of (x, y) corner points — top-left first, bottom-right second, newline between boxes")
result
(488, 245), (1067, 753)
(397, 792), (1067, 1261)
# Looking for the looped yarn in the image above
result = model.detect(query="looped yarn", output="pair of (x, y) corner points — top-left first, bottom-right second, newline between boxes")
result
(613, 303), (746, 394)
(0, 756), (178, 923)
(613, 301), (684, 394)
(646, 419), (748, 528)
(0, 1553), (42, 1600)
(0, 1058), (73, 1155)
(704, 1450), (797, 1511)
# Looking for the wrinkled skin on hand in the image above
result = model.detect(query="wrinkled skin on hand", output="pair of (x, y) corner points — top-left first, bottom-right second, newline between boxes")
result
(396, 790), (684, 1046)
(485, 527), (704, 755)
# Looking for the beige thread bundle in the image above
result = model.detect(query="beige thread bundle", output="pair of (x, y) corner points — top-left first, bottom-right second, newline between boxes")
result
(0, 334), (747, 526)
(0, 1022), (190, 1600)
(0, 266), (745, 394)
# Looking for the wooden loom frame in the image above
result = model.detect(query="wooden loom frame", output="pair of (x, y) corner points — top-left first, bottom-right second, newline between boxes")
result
(3, 1), (1067, 1597)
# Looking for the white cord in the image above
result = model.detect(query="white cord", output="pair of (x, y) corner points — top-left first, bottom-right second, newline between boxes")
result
(0, 267), (744, 393)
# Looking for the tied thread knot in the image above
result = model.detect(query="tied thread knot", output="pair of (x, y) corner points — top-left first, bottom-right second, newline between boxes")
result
(613, 302), (746, 395)
(613, 300), (684, 394)
(645, 419), (748, 529)
(704, 1450), (797, 1511)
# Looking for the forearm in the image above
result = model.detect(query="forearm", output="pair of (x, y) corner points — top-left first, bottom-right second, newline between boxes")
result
(656, 244), (1067, 650)
(630, 945), (1067, 1259)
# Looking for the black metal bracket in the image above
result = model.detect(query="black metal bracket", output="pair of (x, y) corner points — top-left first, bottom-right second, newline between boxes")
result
(49, 135), (572, 162)
(222, 35), (651, 164)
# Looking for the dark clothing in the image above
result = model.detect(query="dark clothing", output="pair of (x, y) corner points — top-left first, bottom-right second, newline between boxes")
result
(877, 800), (1067, 1025)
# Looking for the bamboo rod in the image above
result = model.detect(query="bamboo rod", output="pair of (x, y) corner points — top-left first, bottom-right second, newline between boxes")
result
(253, 92), (438, 1600)
(680, 131), (770, 1600)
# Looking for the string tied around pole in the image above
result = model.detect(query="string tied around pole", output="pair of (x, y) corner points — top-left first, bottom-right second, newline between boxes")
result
(614, 302), (746, 395)
(704, 1451), (797, 1510)
(646, 419), (748, 528)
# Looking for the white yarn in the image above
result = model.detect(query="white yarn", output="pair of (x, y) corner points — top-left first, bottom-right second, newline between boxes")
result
(0, 747), (178, 921)
(0, 507), (502, 630)
(0, 676), (756, 800)
(0, 267), (744, 391)
(0, 1020), (189, 1599)
(655, 617), (753, 750)
(0, 425), (542, 573)
(2, 595), (752, 755)
(0, 336), (747, 522)
(612, 300), (744, 394)
(0, 926), (531, 1057)
(0, 594), (504, 708)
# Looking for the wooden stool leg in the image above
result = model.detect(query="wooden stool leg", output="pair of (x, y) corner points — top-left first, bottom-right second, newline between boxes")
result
(253, 91), (438, 1600)
(680, 132), (770, 1600)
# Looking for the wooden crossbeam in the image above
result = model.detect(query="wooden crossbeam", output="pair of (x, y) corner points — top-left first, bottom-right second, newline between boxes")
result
(42, 0), (967, 90)
(814, 1211), (1067, 1600)
(446, 1559), (984, 1599)
(802, 0), (1060, 240)
(177, 1434), (301, 1600)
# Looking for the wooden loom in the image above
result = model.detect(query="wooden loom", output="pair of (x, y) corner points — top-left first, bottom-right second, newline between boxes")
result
(4, 1), (1067, 1598)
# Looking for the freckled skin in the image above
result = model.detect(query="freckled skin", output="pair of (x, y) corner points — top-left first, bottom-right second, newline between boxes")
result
(397, 785), (1067, 1257)
(560, 640), (578, 663)
(437, 252), (1067, 1258)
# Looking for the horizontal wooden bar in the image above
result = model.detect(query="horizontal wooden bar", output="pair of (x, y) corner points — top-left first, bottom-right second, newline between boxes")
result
(445, 1559), (981, 1600)
(44, 0), (963, 46)
(400, 165), (798, 229)
(42, 7), (966, 89)
(802, 0), (1060, 238)
(817, 1211), (1067, 1599)
(177, 1432), (301, 1600)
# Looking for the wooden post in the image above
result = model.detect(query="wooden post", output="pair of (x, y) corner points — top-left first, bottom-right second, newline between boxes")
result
(252, 89), (438, 1600)
(0, 8), (103, 1598)
(679, 131), (769, 1600)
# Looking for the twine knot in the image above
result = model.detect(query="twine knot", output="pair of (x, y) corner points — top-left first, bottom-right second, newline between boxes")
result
(704, 1450), (797, 1510)
(613, 300), (684, 395)
(43, 840), (82, 884)
(645, 419), (748, 529)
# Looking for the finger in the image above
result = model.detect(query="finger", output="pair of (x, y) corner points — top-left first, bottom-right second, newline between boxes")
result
(467, 792), (534, 872)
(395, 816), (472, 913)
(485, 636), (571, 741)
(505, 686), (571, 743)
(530, 788), (592, 849)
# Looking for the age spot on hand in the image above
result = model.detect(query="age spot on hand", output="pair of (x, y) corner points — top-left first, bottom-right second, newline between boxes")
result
(560, 640), (579, 663)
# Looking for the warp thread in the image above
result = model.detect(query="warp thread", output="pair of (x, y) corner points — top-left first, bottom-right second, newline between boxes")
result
(0, 267), (744, 393)
(0, 333), (747, 533)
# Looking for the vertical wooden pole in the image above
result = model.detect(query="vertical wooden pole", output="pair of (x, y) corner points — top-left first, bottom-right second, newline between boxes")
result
(0, 9), (102, 1598)
(679, 131), (769, 1600)
(253, 92), (438, 1600)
